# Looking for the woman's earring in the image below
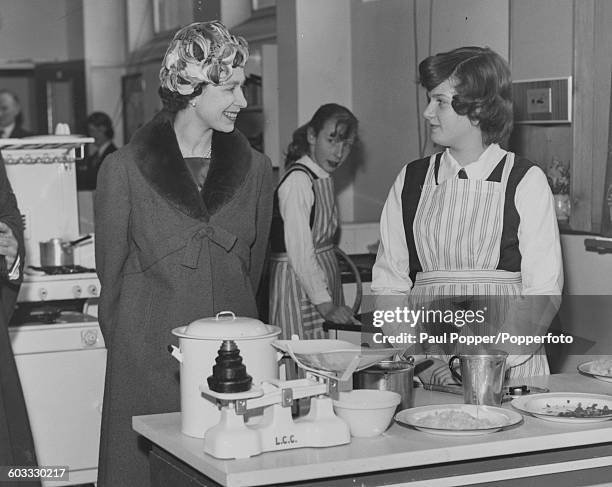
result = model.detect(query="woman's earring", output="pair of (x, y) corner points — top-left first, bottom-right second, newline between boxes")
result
(190, 101), (197, 108)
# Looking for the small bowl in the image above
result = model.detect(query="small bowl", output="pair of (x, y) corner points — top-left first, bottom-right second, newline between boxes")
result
(332, 389), (401, 437)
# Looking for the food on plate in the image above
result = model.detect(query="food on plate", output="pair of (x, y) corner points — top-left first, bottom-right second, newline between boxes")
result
(416, 409), (503, 429)
(591, 359), (612, 376)
(544, 401), (612, 418)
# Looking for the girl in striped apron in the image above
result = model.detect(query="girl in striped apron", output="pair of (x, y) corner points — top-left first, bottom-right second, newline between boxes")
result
(372, 47), (563, 382)
(269, 104), (359, 339)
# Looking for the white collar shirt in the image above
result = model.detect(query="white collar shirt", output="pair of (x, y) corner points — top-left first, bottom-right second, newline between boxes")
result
(372, 145), (563, 296)
(438, 143), (508, 182)
(276, 154), (333, 305)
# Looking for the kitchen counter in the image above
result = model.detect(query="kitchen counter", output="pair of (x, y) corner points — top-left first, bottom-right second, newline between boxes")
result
(133, 373), (612, 486)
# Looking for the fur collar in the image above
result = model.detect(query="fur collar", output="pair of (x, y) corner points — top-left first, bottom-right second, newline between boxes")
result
(130, 110), (253, 220)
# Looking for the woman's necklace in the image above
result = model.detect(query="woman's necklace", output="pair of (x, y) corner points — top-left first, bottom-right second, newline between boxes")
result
(177, 133), (212, 158)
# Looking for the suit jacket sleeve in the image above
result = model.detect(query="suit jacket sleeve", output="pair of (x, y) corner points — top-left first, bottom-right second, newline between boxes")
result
(95, 152), (131, 342)
(0, 154), (24, 321)
(249, 153), (274, 293)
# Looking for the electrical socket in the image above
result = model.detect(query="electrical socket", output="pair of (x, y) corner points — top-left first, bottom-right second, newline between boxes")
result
(526, 87), (552, 114)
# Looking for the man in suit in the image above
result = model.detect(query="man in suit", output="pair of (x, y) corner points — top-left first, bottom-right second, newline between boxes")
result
(77, 112), (117, 190)
(0, 90), (33, 139)
(0, 153), (39, 486)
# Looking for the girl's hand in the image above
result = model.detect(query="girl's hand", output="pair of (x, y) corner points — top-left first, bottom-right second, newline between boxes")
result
(418, 357), (461, 386)
(316, 301), (355, 324)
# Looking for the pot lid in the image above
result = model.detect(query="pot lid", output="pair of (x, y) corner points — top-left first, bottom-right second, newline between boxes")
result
(180, 311), (277, 339)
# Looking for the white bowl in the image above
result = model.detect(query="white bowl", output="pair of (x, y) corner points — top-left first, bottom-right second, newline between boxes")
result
(333, 389), (401, 437)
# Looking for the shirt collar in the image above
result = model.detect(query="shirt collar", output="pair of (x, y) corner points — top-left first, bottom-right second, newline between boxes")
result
(295, 154), (330, 179)
(439, 144), (506, 182)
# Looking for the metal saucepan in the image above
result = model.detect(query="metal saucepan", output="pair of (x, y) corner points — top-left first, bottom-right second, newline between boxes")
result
(39, 235), (92, 267)
(353, 358), (416, 411)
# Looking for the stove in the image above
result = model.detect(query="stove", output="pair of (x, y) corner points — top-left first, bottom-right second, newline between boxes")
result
(9, 312), (106, 487)
(0, 136), (95, 271)
(4, 135), (104, 486)
(29, 265), (96, 275)
(18, 266), (100, 303)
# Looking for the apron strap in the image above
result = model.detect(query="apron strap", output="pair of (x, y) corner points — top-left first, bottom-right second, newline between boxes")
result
(401, 153), (441, 285)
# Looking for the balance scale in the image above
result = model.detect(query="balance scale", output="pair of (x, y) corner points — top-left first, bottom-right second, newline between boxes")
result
(199, 338), (403, 459)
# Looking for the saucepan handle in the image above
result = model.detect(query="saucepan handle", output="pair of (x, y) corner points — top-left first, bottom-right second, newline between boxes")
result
(68, 234), (93, 247)
(448, 355), (462, 383)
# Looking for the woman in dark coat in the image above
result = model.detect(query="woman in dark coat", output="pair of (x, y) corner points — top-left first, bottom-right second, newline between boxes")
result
(94, 21), (273, 487)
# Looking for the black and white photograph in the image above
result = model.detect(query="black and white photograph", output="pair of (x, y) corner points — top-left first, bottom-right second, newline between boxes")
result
(0, 1), (611, 486)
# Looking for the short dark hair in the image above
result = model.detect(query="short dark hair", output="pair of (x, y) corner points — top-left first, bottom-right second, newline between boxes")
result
(87, 111), (114, 139)
(285, 103), (359, 166)
(158, 84), (204, 113)
(418, 46), (513, 145)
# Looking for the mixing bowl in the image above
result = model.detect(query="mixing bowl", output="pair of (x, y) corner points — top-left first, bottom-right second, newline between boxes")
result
(332, 389), (401, 437)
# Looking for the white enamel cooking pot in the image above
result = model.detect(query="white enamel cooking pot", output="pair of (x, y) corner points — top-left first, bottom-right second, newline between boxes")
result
(170, 311), (281, 438)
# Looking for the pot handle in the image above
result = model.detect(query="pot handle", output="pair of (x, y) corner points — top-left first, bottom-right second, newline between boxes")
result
(67, 234), (93, 247)
(168, 344), (183, 363)
(215, 311), (236, 320)
(449, 355), (462, 383)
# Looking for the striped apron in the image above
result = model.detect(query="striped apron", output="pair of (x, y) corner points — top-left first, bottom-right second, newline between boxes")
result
(269, 170), (344, 340)
(410, 152), (549, 378)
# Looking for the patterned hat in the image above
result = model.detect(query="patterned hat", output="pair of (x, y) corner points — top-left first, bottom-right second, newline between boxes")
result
(159, 21), (248, 95)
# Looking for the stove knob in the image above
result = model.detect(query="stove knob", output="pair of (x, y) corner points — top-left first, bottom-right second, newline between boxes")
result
(87, 284), (98, 296)
(72, 285), (82, 298)
(38, 288), (48, 300)
(81, 329), (98, 347)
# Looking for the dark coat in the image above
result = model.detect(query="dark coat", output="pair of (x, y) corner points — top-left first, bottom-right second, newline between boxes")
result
(94, 110), (273, 487)
(0, 155), (39, 487)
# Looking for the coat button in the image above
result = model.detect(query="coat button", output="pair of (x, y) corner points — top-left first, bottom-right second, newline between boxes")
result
(206, 226), (215, 237)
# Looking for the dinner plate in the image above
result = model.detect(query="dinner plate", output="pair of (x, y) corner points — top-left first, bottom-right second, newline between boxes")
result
(512, 392), (612, 423)
(394, 404), (523, 436)
(577, 360), (612, 383)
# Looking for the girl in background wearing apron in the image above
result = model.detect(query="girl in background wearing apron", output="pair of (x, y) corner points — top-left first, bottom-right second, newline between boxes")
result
(269, 104), (358, 339)
(372, 47), (563, 383)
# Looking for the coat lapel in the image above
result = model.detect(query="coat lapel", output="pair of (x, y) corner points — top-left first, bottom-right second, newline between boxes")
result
(131, 110), (253, 220)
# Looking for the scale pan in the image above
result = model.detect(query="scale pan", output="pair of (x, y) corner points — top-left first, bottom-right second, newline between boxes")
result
(273, 339), (404, 376)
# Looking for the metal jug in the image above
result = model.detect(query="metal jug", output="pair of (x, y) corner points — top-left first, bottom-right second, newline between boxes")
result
(449, 350), (508, 406)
